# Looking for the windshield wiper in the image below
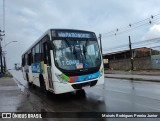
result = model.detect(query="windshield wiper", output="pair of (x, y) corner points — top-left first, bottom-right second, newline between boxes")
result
(64, 38), (72, 50)
(64, 38), (79, 57)
(73, 46), (78, 59)
(83, 45), (87, 59)
(83, 39), (89, 59)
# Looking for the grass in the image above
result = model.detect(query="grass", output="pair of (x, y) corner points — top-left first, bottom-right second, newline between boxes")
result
(2, 71), (13, 78)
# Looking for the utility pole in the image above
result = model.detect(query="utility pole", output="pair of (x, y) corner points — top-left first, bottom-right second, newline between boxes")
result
(99, 34), (105, 67)
(0, 35), (3, 74)
(3, 53), (6, 71)
(129, 36), (133, 71)
(0, 0), (5, 74)
(0, 44), (3, 74)
(0, 29), (5, 74)
(99, 34), (102, 54)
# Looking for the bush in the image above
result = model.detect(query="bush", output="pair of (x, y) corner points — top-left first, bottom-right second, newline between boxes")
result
(3, 71), (13, 77)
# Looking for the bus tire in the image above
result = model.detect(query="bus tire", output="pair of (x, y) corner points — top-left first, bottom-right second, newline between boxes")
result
(76, 89), (86, 97)
(39, 74), (46, 91)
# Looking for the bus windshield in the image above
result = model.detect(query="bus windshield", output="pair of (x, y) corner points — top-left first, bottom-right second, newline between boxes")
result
(53, 39), (101, 70)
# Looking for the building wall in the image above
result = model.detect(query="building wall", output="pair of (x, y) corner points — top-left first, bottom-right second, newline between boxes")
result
(109, 57), (152, 70)
(133, 57), (152, 70)
(151, 55), (160, 69)
(109, 59), (130, 70)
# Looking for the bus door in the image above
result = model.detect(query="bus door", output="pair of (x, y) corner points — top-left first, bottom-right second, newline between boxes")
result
(43, 42), (54, 89)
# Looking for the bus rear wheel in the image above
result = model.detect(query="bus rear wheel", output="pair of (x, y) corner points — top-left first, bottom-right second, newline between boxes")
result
(26, 73), (32, 86)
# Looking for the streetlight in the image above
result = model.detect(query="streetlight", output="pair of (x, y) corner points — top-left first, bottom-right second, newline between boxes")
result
(2, 41), (18, 71)
(3, 41), (18, 47)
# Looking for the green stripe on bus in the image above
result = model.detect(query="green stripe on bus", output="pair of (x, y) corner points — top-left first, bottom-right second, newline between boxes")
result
(60, 74), (70, 82)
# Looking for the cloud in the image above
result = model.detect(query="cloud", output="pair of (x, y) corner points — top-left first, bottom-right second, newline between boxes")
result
(1, 0), (160, 68)
(142, 24), (160, 40)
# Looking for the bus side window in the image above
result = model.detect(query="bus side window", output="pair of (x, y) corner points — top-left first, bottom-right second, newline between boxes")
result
(22, 55), (25, 66)
(35, 44), (41, 62)
(28, 53), (32, 65)
(32, 48), (35, 63)
(25, 54), (28, 65)
(43, 42), (51, 66)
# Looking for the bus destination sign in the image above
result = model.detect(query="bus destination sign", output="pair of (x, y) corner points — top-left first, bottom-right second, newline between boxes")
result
(57, 32), (95, 38)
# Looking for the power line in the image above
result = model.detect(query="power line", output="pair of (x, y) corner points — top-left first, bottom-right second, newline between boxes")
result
(101, 13), (160, 38)
(102, 17), (160, 38)
(103, 38), (160, 52)
(102, 13), (160, 35)
(102, 22), (150, 38)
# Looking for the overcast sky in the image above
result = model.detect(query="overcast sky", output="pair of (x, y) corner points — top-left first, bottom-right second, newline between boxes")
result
(1, 0), (160, 68)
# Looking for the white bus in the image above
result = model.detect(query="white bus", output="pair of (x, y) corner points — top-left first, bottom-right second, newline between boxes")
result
(22, 29), (104, 94)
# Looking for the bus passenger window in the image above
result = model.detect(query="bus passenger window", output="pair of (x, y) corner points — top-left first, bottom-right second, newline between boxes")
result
(28, 53), (32, 65)
(43, 42), (51, 66)
(22, 56), (25, 66)
(35, 44), (41, 62)
(25, 54), (28, 65)
(32, 48), (35, 63)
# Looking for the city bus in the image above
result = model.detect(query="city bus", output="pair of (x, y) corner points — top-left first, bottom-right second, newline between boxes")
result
(22, 29), (104, 94)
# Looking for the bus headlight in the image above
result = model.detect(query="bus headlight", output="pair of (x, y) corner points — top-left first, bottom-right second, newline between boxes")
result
(59, 78), (68, 84)
(55, 73), (68, 84)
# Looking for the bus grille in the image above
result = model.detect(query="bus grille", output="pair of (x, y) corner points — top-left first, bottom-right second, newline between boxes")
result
(71, 80), (98, 90)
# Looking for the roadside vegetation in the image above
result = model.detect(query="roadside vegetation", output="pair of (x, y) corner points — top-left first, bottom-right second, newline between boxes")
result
(2, 71), (13, 78)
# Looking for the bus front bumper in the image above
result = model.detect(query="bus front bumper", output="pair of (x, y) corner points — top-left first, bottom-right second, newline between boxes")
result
(53, 76), (104, 94)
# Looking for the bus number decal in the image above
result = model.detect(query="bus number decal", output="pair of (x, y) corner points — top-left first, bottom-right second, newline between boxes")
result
(61, 60), (79, 66)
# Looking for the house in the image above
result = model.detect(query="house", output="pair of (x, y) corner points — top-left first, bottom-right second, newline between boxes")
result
(103, 47), (160, 70)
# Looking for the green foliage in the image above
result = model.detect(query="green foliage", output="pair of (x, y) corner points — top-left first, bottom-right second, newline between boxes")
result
(3, 71), (13, 77)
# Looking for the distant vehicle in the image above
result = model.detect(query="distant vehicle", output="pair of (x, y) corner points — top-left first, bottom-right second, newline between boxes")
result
(22, 29), (104, 94)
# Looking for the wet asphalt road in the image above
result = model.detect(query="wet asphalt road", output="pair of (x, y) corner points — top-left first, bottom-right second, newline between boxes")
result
(3, 70), (160, 121)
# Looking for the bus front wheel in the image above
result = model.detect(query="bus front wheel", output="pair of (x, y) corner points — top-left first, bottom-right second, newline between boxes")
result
(76, 89), (86, 97)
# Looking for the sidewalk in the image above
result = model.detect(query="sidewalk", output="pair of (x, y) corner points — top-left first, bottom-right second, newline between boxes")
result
(0, 77), (46, 120)
(105, 70), (160, 82)
(0, 77), (21, 112)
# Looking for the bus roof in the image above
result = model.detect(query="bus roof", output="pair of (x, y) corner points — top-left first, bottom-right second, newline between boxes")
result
(22, 29), (95, 56)
(51, 28), (94, 33)
(22, 29), (51, 56)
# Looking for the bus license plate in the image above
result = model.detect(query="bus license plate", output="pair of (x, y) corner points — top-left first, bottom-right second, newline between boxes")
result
(82, 85), (90, 89)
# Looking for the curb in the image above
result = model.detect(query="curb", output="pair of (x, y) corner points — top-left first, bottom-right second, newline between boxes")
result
(105, 76), (160, 83)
